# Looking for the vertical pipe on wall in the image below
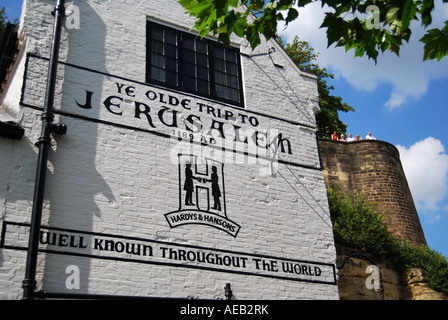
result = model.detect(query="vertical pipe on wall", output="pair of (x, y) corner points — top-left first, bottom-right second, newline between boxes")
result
(22, 0), (67, 300)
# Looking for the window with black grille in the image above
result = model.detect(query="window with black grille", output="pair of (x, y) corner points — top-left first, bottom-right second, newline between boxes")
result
(146, 21), (244, 107)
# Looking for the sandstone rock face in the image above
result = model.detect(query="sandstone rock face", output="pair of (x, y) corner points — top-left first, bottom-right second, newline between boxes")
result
(336, 245), (447, 300)
(336, 245), (402, 300)
(403, 268), (448, 300)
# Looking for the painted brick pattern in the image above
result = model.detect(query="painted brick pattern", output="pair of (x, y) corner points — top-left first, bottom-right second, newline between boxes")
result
(0, 0), (339, 299)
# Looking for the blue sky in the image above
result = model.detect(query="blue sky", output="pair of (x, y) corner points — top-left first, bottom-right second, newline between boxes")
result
(2, 0), (448, 258)
(1, 0), (21, 23)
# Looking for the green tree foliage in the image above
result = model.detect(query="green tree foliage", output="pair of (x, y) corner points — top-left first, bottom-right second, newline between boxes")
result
(327, 187), (396, 255)
(0, 7), (8, 42)
(178, 0), (448, 63)
(327, 187), (448, 295)
(0, 7), (18, 43)
(278, 36), (353, 138)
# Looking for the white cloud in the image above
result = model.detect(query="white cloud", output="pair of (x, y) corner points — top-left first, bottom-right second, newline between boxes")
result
(396, 138), (448, 221)
(277, 0), (448, 109)
(385, 93), (407, 110)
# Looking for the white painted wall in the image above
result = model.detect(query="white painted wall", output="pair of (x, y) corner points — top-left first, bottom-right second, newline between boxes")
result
(0, 0), (338, 300)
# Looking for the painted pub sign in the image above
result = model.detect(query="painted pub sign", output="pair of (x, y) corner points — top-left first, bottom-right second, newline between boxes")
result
(0, 0), (338, 300)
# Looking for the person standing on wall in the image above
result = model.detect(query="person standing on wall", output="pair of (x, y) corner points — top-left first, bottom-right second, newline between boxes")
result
(331, 131), (338, 140)
(347, 133), (355, 142)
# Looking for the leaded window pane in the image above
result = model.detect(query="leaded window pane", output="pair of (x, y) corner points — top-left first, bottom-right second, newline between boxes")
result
(147, 21), (243, 106)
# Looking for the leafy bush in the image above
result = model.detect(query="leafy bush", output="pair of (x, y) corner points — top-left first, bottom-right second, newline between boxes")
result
(327, 187), (448, 295)
(394, 240), (448, 294)
(327, 187), (397, 256)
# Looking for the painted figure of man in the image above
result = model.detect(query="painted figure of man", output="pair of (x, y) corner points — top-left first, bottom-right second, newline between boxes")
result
(184, 162), (196, 206)
(210, 166), (221, 211)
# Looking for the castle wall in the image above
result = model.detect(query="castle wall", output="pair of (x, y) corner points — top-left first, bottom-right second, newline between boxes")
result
(318, 139), (426, 246)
